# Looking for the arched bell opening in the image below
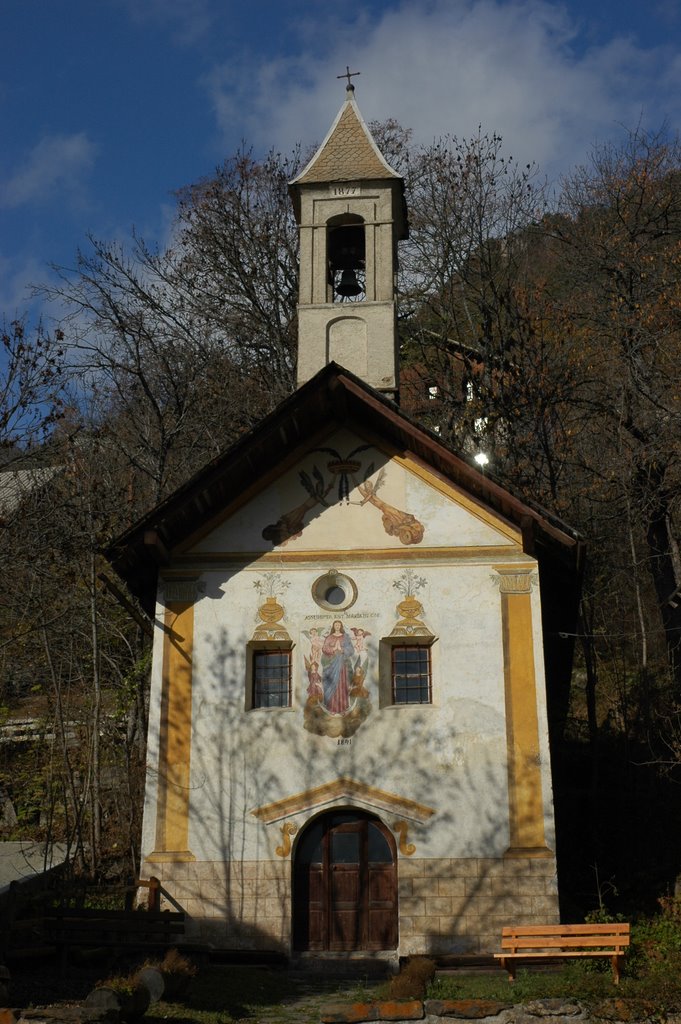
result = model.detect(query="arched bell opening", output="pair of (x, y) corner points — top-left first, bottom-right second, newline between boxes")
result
(292, 808), (398, 951)
(327, 214), (366, 303)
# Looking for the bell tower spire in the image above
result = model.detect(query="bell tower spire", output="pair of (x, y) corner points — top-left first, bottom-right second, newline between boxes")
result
(289, 82), (408, 400)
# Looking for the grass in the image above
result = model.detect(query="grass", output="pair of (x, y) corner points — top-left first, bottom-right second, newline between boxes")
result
(427, 963), (681, 1010)
(143, 961), (681, 1024)
(145, 964), (380, 1024)
(11, 955), (681, 1023)
(428, 965), (625, 1003)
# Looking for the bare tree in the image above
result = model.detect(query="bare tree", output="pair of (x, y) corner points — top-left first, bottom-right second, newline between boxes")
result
(555, 126), (681, 696)
(0, 317), (64, 462)
(39, 146), (302, 509)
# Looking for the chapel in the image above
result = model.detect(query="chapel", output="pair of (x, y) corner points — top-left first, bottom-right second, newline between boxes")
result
(107, 82), (584, 959)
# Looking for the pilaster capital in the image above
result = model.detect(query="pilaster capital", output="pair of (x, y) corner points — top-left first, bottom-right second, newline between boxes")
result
(160, 578), (205, 604)
(492, 568), (537, 595)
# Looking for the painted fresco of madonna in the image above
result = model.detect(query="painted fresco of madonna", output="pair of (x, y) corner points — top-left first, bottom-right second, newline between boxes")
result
(321, 620), (355, 714)
(303, 619), (373, 738)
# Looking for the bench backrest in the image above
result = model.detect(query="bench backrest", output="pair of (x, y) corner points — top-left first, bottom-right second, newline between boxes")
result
(501, 923), (630, 954)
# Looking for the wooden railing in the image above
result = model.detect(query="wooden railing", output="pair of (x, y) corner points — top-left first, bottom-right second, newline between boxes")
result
(3, 876), (185, 963)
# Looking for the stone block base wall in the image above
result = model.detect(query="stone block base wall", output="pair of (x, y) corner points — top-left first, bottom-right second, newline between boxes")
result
(144, 858), (290, 950)
(144, 854), (557, 954)
(397, 856), (559, 955)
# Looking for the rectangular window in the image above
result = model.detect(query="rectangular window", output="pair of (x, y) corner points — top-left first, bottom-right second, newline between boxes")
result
(253, 650), (291, 708)
(391, 646), (432, 704)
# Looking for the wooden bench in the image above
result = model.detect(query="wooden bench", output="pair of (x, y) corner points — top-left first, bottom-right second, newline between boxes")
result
(494, 923), (630, 984)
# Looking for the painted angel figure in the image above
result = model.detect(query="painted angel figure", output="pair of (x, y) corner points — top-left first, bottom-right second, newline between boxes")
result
(349, 627), (371, 698)
(350, 627), (371, 668)
(305, 626), (324, 664)
(304, 654), (323, 704)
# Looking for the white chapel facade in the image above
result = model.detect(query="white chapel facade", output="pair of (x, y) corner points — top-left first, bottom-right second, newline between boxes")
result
(108, 86), (583, 958)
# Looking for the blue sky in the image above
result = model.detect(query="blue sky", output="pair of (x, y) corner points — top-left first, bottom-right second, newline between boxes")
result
(3, 0), (681, 324)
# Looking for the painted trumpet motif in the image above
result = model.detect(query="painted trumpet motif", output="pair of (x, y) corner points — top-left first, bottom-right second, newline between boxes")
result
(357, 475), (425, 545)
(262, 446), (424, 547)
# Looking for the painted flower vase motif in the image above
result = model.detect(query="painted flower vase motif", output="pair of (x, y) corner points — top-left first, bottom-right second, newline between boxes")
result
(396, 595), (424, 623)
(259, 596), (285, 625)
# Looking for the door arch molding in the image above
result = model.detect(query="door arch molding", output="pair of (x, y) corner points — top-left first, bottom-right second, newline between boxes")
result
(292, 808), (398, 951)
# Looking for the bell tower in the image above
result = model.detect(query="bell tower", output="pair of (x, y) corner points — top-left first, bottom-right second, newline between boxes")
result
(289, 82), (408, 400)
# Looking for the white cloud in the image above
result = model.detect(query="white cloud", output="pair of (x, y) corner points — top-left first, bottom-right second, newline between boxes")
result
(203, 0), (681, 180)
(0, 252), (46, 318)
(115, 0), (214, 46)
(2, 133), (97, 210)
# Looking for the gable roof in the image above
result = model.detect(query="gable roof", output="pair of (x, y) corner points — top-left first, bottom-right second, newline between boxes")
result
(291, 90), (401, 186)
(288, 89), (409, 239)
(106, 362), (584, 614)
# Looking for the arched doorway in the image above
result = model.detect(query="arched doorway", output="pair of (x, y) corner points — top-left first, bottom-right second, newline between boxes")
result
(293, 810), (398, 951)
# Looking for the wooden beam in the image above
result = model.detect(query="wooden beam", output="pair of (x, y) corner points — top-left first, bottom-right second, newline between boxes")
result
(98, 572), (154, 637)
(144, 529), (170, 565)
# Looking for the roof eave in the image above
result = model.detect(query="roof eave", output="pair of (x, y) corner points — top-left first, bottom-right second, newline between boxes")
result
(290, 93), (402, 188)
(105, 364), (583, 611)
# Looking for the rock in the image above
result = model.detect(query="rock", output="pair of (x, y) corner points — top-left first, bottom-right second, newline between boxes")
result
(523, 1003), (584, 1018)
(321, 1000), (424, 1022)
(85, 984), (149, 1023)
(84, 990), (121, 1018)
(424, 1001), (511, 1019)
(590, 999), (658, 1023)
(135, 969), (164, 1005)
(18, 1009), (116, 1024)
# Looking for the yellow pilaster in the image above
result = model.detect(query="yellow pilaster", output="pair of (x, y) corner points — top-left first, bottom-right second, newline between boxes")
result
(148, 581), (197, 863)
(495, 568), (552, 858)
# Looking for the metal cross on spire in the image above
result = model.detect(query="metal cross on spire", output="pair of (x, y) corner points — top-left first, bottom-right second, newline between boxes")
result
(337, 66), (360, 91)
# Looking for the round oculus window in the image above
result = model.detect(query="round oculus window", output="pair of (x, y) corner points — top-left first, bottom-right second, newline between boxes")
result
(311, 571), (357, 611)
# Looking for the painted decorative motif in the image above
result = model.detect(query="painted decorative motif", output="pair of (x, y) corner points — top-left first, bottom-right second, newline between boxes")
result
(393, 819), (416, 856)
(492, 569), (538, 594)
(303, 619), (373, 738)
(251, 573), (291, 642)
(356, 475), (424, 545)
(262, 446), (424, 547)
(161, 578), (206, 604)
(389, 569), (433, 639)
(274, 822), (298, 857)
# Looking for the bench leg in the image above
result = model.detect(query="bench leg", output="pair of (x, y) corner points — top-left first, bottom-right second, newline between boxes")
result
(612, 955), (621, 986)
(499, 958), (516, 982)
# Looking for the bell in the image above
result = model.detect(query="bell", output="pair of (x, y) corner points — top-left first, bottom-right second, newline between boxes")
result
(335, 268), (362, 298)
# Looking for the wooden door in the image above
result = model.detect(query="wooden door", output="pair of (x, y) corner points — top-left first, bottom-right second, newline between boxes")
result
(293, 811), (397, 952)
(329, 818), (363, 950)
(366, 820), (398, 949)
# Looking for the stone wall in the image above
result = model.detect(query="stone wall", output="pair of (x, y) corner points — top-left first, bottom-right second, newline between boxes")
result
(151, 859), (290, 950)
(320, 999), (668, 1024)
(399, 856), (558, 955)
(150, 854), (558, 955)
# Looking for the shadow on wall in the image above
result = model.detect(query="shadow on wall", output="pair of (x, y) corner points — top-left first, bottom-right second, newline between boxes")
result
(144, 621), (558, 954)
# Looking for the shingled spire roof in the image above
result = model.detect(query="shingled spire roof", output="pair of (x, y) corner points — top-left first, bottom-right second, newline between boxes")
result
(291, 85), (401, 185)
